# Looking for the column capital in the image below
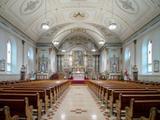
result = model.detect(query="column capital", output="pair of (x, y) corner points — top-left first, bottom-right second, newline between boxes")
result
(133, 39), (137, 44)
(22, 40), (25, 45)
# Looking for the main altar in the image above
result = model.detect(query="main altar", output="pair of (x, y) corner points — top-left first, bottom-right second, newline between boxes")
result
(72, 67), (85, 80)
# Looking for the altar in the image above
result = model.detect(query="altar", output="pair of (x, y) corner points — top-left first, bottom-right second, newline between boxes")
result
(71, 66), (85, 81)
(72, 71), (85, 80)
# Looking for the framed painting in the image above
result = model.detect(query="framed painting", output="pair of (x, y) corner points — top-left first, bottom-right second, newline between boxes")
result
(153, 60), (159, 72)
(0, 59), (5, 71)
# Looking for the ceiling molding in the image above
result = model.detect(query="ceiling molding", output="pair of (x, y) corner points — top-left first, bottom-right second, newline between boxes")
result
(100, 42), (122, 51)
(36, 42), (53, 48)
(0, 15), (36, 45)
(123, 13), (160, 46)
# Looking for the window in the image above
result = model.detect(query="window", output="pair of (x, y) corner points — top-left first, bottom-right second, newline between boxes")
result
(147, 41), (152, 72)
(124, 48), (131, 73)
(27, 48), (34, 73)
(7, 41), (12, 72)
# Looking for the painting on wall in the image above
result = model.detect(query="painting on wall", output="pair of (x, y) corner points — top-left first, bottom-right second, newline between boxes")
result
(38, 51), (49, 73)
(110, 55), (119, 73)
(87, 55), (93, 68)
(153, 60), (159, 72)
(0, 59), (5, 72)
(72, 50), (84, 66)
(63, 54), (70, 69)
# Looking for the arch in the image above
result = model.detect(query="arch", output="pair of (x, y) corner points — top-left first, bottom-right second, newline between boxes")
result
(52, 23), (106, 48)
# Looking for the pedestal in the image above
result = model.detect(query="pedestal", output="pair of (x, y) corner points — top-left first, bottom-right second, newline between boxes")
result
(133, 72), (138, 81)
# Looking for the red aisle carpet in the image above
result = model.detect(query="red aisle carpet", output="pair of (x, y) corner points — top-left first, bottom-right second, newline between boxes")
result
(69, 78), (89, 84)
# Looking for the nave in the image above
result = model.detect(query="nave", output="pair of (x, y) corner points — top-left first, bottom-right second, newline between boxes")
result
(41, 85), (106, 120)
(0, 79), (160, 120)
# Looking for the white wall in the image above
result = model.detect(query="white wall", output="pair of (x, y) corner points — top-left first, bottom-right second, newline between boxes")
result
(99, 47), (122, 73)
(0, 25), (36, 81)
(99, 49), (107, 73)
(50, 49), (57, 74)
(36, 47), (57, 77)
(123, 22), (160, 82)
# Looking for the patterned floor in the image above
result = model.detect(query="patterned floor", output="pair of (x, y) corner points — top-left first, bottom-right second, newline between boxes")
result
(41, 85), (107, 120)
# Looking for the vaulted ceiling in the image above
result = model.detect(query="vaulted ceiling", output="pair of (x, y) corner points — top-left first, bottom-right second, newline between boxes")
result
(0, 0), (160, 45)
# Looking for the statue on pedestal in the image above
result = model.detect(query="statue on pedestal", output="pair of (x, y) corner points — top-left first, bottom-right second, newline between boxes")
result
(124, 69), (131, 80)
(132, 65), (138, 81)
(20, 65), (26, 80)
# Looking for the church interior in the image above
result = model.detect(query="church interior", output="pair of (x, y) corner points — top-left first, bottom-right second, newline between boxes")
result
(0, 0), (160, 120)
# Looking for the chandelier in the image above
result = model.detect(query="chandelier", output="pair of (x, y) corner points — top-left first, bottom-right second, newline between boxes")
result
(41, 0), (50, 30)
(108, 0), (117, 30)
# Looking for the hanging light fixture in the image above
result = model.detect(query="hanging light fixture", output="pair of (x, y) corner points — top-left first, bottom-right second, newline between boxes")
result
(53, 41), (59, 45)
(91, 49), (96, 52)
(91, 44), (96, 52)
(99, 41), (105, 45)
(41, 0), (50, 30)
(108, 0), (117, 30)
(61, 49), (66, 52)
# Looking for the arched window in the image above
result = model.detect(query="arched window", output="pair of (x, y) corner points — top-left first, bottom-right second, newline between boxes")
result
(7, 41), (12, 72)
(124, 48), (131, 73)
(147, 41), (152, 72)
(27, 48), (34, 73)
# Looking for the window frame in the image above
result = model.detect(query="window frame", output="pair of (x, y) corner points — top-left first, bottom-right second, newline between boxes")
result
(147, 40), (152, 73)
(6, 40), (12, 72)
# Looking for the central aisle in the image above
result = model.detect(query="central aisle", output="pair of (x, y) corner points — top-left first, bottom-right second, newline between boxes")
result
(42, 85), (106, 120)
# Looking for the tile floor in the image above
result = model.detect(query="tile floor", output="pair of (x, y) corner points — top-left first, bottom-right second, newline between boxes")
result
(41, 85), (107, 120)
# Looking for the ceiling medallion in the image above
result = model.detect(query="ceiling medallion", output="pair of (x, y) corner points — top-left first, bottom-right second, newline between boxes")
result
(115, 0), (139, 14)
(71, 11), (88, 20)
(20, 0), (42, 15)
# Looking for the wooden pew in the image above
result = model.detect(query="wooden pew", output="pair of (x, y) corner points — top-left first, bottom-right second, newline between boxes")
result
(0, 106), (19, 120)
(0, 80), (70, 120)
(0, 89), (48, 113)
(0, 80), (70, 113)
(109, 90), (160, 114)
(0, 98), (32, 120)
(140, 107), (160, 120)
(116, 94), (160, 120)
(125, 99), (160, 120)
(0, 93), (42, 120)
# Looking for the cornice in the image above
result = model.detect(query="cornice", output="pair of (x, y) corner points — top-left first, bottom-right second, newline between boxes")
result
(36, 42), (53, 48)
(0, 15), (36, 45)
(123, 14), (160, 46)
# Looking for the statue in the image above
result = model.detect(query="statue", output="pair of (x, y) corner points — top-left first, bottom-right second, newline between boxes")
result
(124, 69), (131, 80)
(20, 65), (26, 80)
(132, 65), (138, 81)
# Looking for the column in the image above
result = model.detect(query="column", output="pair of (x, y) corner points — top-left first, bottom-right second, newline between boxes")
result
(134, 40), (137, 65)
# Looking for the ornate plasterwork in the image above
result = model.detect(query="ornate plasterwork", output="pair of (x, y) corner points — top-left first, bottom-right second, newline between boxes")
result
(71, 28), (86, 33)
(150, 0), (160, 8)
(71, 11), (88, 20)
(20, 0), (42, 15)
(0, 0), (160, 42)
(59, 35), (98, 52)
(115, 0), (139, 14)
